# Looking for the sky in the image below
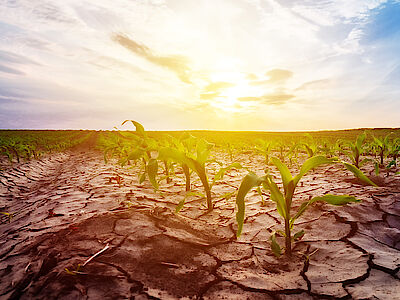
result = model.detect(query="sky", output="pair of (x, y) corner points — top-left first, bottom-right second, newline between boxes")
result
(0, 0), (400, 131)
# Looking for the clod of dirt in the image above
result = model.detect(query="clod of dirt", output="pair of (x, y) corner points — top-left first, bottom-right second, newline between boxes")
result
(349, 233), (400, 270)
(358, 221), (400, 250)
(306, 240), (369, 297)
(202, 281), (273, 299)
(346, 269), (400, 300)
(207, 242), (253, 262)
(217, 249), (307, 291)
(295, 213), (351, 241)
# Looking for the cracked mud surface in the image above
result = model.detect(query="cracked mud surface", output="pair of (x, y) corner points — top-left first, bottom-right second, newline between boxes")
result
(0, 150), (400, 299)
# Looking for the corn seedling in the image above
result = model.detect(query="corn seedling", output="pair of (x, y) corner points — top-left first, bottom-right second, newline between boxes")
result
(373, 133), (392, 166)
(158, 138), (215, 210)
(387, 138), (400, 169)
(344, 132), (369, 168)
(116, 120), (160, 190)
(302, 134), (318, 158)
(254, 139), (274, 164)
(236, 155), (373, 258)
(159, 141), (242, 212)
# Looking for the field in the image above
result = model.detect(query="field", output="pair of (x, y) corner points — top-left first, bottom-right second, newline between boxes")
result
(1, 127), (400, 299)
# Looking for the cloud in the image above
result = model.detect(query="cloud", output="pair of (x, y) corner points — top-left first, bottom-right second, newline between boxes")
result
(238, 92), (294, 105)
(0, 50), (38, 65)
(249, 68), (293, 85)
(0, 64), (24, 75)
(200, 92), (221, 100)
(295, 79), (332, 90)
(198, 81), (236, 100)
(246, 73), (258, 80)
(0, 50), (40, 75)
(204, 81), (235, 92)
(0, 84), (26, 100)
(113, 34), (192, 83)
(291, 0), (387, 26)
(266, 69), (293, 83)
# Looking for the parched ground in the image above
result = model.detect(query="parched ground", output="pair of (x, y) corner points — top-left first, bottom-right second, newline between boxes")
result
(0, 148), (399, 299)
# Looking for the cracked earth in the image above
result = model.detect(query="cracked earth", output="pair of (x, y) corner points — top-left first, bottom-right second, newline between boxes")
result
(0, 149), (399, 299)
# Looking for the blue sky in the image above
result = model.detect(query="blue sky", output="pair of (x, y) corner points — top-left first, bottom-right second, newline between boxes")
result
(0, 0), (400, 130)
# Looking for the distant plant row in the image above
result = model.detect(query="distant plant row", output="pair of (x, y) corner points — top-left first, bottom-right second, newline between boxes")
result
(0, 130), (92, 163)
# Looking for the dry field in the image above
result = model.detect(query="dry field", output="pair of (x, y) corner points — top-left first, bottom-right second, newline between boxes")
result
(0, 129), (399, 299)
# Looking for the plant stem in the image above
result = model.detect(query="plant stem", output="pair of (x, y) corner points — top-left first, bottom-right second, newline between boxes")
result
(285, 218), (292, 256)
(183, 164), (190, 191)
(164, 160), (171, 183)
(206, 188), (212, 211)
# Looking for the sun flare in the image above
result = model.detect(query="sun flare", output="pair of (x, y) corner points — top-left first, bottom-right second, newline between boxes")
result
(206, 73), (261, 112)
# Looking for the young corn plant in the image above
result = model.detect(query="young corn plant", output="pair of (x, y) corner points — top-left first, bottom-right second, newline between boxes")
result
(373, 133), (392, 166)
(236, 156), (372, 258)
(387, 138), (400, 169)
(254, 139), (274, 164)
(286, 141), (300, 167)
(158, 138), (215, 211)
(116, 120), (160, 190)
(302, 134), (318, 158)
(344, 132), (368, 168)
(159, 138), (242, 212)
(318, 140), (336, 158)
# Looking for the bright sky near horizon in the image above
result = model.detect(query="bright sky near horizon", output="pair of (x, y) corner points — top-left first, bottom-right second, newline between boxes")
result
(0, 0), (400, 131)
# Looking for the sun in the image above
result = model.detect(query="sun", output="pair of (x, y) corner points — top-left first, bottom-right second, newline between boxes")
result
(211, 77), (261, 112)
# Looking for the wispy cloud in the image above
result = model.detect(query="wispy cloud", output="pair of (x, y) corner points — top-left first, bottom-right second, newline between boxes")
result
(0, 64), (24, 75)
(204, 81), (235, 92)
(238, 92), (294, 105)
(295, 79), (332, 91)
(249, 68), (293, 86)
(113, 34), (192, 83)
(200, 92), (221, 100)
(266, 69), (293, 83)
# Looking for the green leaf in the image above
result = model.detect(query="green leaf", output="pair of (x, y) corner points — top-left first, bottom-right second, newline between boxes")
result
(342, 162), (378, 186)
(270, 232), (281, 258)
(285, 179), (295, 209)
(359, 158), (371, 167)
(356, 132), (366, 150)
(147, 158), (159, 190)
(221, 191), (235, 201)
(175, 199), (185, 213)
(304, 144), (314, 157)
(373, 136), (383, 147)
(263, 176), (287, 219)
(294, 156), (337, 187)
(256, 186), (264, 205)
(387, 160), (396, 168)
(127, 149), (145, 161)
(139, 172), (146, 184)
(121, 120), (146, 137)
(374, 161), (380, 176)
(211, 162), (242, 187)
(236, 173), (264, 237)
(196, 138), (213, 164)
(188, 158), (210, 195)
(291, 194), (360, 226)
(158, 147), (187, 165)
(271, 157), (292, 192)
(293, 230), (305, 241)
(311, 194), (361, 205)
